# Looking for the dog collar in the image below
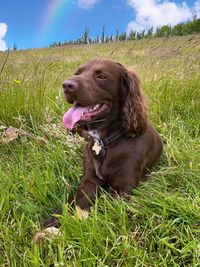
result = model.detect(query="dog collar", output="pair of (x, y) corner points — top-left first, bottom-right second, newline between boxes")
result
(91, 130), (124, 160)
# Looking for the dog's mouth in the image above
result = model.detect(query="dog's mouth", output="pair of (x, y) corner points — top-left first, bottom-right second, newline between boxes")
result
(63, 102), (108, 130)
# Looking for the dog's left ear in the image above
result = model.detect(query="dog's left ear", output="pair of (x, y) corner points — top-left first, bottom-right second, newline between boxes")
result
(120, 68), (147, 136)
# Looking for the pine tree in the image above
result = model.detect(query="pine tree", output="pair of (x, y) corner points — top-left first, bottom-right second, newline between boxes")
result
(101, 26), (105, 43)
(13, 43), (17, 51)
(119, 32), (127, 41)
(128, 30), (136, 40)
(115, 30), (119, 41)
(105, 34), (109, 43)
(82, 28), (89, 44)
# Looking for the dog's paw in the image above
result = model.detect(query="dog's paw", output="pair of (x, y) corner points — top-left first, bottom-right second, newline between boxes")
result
(33, 227), (61, 244)
(75, 206), (89, 219)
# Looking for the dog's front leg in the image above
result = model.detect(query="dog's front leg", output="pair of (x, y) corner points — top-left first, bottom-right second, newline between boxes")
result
(35, 176), (103, 244)
(71, 177), (105, 213)
(42, 171), (104, 229)
(70, 151), (105, 213)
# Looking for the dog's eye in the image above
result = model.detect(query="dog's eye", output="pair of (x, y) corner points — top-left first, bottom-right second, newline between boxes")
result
(96, 74), (106, 80)
(75, 71), (80, 75)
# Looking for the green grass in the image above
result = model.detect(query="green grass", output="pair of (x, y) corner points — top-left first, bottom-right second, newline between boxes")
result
(0, 35), (200, 266)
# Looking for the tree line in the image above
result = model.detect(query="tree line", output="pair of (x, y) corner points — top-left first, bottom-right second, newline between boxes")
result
(49, 17), (200, 47)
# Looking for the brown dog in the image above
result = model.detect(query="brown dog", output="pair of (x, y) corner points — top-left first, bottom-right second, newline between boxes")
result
(42, 59), (163, 230)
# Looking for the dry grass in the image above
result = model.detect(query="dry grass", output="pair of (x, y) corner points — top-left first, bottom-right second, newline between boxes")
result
(0, 35), (200, 266)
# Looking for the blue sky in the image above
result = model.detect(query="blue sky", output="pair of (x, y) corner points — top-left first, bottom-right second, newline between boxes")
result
(0, 0), (199, 51)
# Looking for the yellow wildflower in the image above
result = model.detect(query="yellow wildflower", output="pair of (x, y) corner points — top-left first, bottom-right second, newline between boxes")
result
(13, 79), (21, 84)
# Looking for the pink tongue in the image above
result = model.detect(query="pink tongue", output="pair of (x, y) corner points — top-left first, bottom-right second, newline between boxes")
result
(63, 104), (90, 129)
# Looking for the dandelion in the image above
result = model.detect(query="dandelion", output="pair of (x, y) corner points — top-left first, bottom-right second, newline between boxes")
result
(13, 79), (21, 84)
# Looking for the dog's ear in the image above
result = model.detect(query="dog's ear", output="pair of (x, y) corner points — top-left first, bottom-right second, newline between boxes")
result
(120, 68), (147, 136)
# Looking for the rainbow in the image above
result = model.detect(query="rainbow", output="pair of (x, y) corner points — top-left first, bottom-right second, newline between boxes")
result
(38, 0), (71, 39)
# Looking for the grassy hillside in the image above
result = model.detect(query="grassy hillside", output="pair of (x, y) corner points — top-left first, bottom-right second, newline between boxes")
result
(0, 35), (200, 266)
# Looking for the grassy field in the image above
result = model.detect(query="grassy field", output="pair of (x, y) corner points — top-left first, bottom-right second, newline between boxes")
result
(0, 35), (200, 266)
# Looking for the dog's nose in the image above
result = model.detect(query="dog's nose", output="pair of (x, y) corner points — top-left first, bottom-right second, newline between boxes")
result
(63, 80), (78, 92)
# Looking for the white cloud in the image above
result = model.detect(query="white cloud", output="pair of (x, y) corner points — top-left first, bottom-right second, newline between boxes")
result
(0, 22), (8, 51)
(77, 0), (99, 9)
(193, 0), (200, 18)
(126, 0), (193, 33)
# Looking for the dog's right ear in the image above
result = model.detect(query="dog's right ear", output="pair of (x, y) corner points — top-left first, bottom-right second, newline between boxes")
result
(120, 66), (148, 136)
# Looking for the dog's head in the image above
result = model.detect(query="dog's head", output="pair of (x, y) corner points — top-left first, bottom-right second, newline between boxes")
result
(63, 59), (147, 136)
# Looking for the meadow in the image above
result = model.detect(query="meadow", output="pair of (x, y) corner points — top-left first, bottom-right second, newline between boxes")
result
(0, 35), (200, 266)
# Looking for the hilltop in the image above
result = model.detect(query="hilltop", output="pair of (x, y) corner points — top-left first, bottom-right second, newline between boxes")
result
(0, 35), (200, 266)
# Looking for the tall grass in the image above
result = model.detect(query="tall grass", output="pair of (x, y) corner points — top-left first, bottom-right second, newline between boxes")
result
(0, 35), (200, 266)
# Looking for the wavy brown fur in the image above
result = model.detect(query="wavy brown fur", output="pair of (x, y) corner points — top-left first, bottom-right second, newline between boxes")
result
(121, 68), (147, 136)
(42, 59), (163, 230)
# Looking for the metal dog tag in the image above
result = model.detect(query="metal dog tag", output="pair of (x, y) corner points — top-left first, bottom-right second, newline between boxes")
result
(92, 141), (107, 160)
(92, 142), (101, 155)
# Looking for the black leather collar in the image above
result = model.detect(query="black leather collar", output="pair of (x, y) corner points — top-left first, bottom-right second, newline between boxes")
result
(91, 129), (124, 160)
